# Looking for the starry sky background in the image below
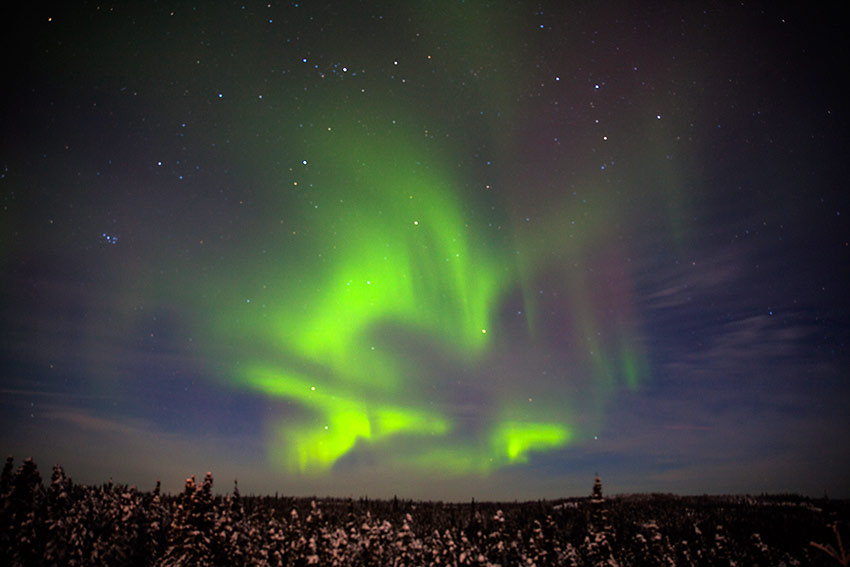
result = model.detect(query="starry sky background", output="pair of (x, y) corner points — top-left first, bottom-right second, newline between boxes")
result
(2, 1), (849, 500)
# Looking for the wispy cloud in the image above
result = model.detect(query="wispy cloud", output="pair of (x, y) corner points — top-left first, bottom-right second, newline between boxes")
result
(663, 313), (816, 377)
(641, 252), (740, 311)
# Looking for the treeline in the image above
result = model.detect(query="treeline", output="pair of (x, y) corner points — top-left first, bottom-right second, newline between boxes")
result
(0, 456), (847, 566)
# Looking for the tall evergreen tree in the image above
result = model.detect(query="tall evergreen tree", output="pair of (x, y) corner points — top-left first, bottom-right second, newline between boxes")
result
(214, 479), (248, 567)
(583, 476), (620, 567)
(394, 512), (424, 567)
(158, 473), (215, 567)
(143, 481), (167, 566)
(43, 464), (74, 566)
(89, 479), (133, 567)
(8, 457), (45, 567)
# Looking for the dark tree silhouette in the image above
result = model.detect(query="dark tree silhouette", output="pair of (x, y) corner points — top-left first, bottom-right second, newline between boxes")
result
(1, 458), (847, 567)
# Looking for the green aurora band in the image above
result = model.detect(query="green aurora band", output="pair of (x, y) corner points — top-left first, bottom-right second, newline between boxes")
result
(193, 107), (653, 476)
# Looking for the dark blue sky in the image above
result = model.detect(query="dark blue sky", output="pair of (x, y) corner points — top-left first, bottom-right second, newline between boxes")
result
(2, 1), (848, 499)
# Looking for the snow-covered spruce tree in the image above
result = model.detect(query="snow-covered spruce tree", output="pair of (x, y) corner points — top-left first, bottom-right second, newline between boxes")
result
(441, 527), (461, 567)
(89, 478), (138, 567)
(627, 521), (676, 567)
(344, 503), (360, 549)
(321, 523), (350, 567)
(7, 457), (46, 567)
(43, 464), (75, 566)
(119, 485), (147, 565)
(592, 476), (604, 503)
(747, 532), (775, 567)
(673, 538), (695, 567)
(524, 518), (552, 567)
(142, 481), (168, 566)
(367, 516), (397, 567)
(238, 501), (260, 566)
(323, 504), (362, 567)
(707, 523), (732, 567)
(303, 499), (326, 565)
(323, 502), (360, 567)
(483, 509), (513, 567)
(455, 508), (487, 566)
(265, 504), (312, 567)
(88, 479), (117, 566)
(394, 512), (424, 567)
(63, 480), (96, 566)
(262, 513), (286, 567)
(561, 541), (582, 567)
(382, 517), (401, 566)
(582, 476), (620, 567)
(528, 514), (554, 567)
(546, 512), (580, 567)
(356, 510), (373, 566)
(286, 505), (311, 567)
(684, 517), (706, 565)
(649, 520), (675, 567)
(158, 473), (216, 567)
(457, 529), (486, 566)
(213, 479), (251, 567)
(420, 528), (444, 566)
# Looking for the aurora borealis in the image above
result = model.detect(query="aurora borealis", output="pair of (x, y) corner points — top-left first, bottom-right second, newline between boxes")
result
(2, 2), (849, 499)
(219, 111), (643, 475)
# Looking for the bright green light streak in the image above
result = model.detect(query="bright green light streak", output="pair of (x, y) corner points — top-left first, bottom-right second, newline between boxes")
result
(491, 421), (572, 464)
(394, 421), (572, 475)
(242, 365), (449, 473)
(374, 407), (449, 438)
(270, 409), (372, 474)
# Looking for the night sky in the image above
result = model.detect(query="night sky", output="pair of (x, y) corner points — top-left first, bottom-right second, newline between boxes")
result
(2, 2), (849, 500)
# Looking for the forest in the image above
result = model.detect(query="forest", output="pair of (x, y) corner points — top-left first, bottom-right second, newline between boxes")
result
(1, 456), (847, 566)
